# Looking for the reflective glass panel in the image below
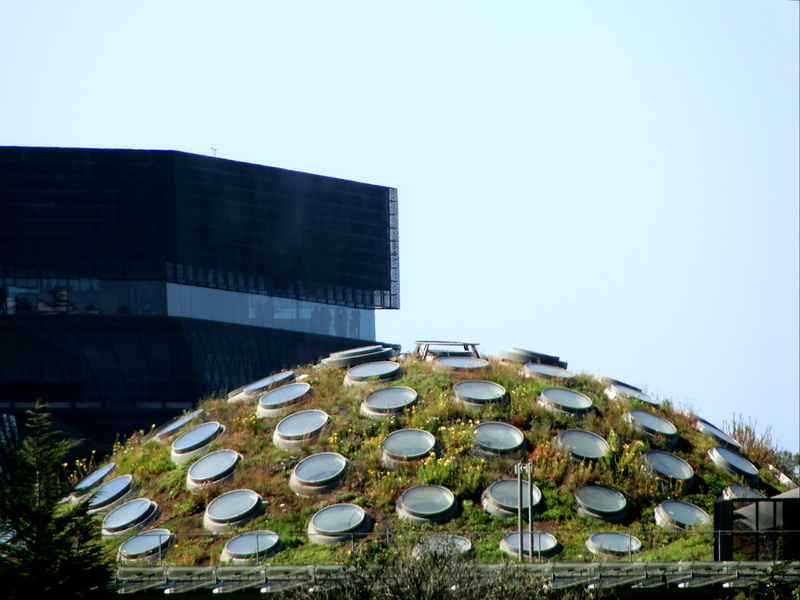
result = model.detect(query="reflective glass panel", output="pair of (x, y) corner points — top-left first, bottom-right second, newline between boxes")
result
(207, 490), (261, 522)
(330, 345), (382, 358)
(310, 504), (366, 535)
(587, 532), (641, 554)
(558, 430), (609, 459)
(259, 382), (312, 408)
(540, 388), (593, 411)
(383, 429), (436, 458)
(119, 529), (171, 557)
(172, 422), (223, 453)
(188, 450), (240, 483)
(696, 419), (740, 448)
(454, 380), (506, 403)
(487, 479), (541, 510)
(522, 363), (574, 379)
(575, 485), (626, 514)
(473, 422), (524, 451)
(294, 452), (348, 485)
(400, 485), (455, 516)
(503, 532), (559, 554)
(275, 410), (330, 439)
(645, 451), (694, 480)
(658, 500), (709, 527)
(154, 409), (203, 437)
(626, 409), (677, 435)
(346, 361), (400, 380)
(724, 484), (765, 499)
(243, 371), (295, 395)
(88, 474), (132, 509)
(711, 446), (758, 476)
(364, 386), (418, 412)
(225, 531), (280, 557)
(74, 463), (115, 493)
(437, 357), (490, 370)
(103, 498), (155, 531)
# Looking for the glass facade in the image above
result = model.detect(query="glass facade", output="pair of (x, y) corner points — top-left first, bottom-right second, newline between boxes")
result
(0, 147), (397, 449)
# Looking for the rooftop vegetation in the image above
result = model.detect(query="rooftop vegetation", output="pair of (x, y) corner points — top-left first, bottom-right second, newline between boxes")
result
(78, 354), (796, 566)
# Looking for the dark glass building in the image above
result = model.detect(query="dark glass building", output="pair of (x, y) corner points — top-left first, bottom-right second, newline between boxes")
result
(0, 147), (399, 448)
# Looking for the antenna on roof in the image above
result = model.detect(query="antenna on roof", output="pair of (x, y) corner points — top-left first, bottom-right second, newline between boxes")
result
(211, 147), (218, 157)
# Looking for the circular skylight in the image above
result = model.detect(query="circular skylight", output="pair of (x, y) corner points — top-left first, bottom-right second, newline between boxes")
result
(72, 463), (115, 498)
(643, 450), (694, 489)
(694, 418), (742, 451)
(204, 489), (263, 533)
(722, 484), (765, 500)
(453, 380), (507, 407)
(655, 500), (710, 530)
(574, 485), (628, 521)
(307, 504), (372, 545)
(499, 348), (561, 366)
(273, 409), (331, 450)
(397, 485), (457, 524)
(324, 346), (395, 368)
(557, 429), (610, 460)
(414, 534), (473, 557)
(290, 452), (349, 496)
(344, 361), (401, 385)
(257, 382), (313, 417)
(624, 409), (678, 444)
(538, 388), (593, 416)
(521, 363), (575, 380)
(227, 371), (295, 402)
(187, 449), (241, 490)
(118, 528), (174, 563)
(87, 474), (134, 513)
(500, 532), (561, 558)
(222, 530), (281, 564)
(707, 446), (759, 483)
(473, 422), (526, 456)
(102, 498), (159, 535)
(171, 421), (225, 464)
(382, 429), (437, 467)
(151, 409), (204, 441)
(436, 357), (490, 371)
(361, 386), (419, 418)
(585, 532), (642, 557)
(604, 384), (659, 408)
(482, 479), (542, 519)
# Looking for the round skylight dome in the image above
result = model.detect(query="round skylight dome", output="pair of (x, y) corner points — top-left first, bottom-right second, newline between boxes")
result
(521, 363), (575, 380)
(604, 384), (659, 408)
(557, 429), (610, 461)
(150, 408), (204, 443)
(256, 382), (314, 418)
(71, 463), (115, 501)
(413, 534), (473, 557)
(694, 418), (742, 451)
(500, 532), (561, 558)
(87, 474), (134, 514)
(118, 528), (174, 564)
(473, 422), (526, 456)
(722, 484), (765, 500)
(643, 450), (694, 490)
(538, 388), (593, 417)
(227, 371), (295, 403)
(290, 452), (350, 496)
(273, 409), (331, 450)
(203, 489), (263, 533)
(707, 446), (759, 484)
(624, 409), (678, 445)
(574, 485), (628, 521)
(382, 429), (438, 468)
(307, 503), (372, 545)
(186, 449), (241, 492)
(481, 479), (542, 519)
(171, 421), (225, 464)
(361, 386), (419, 419)
(655, 500), (710, 530)
(585, 532), (642, 557)
(323, 346), (395, 368)
(498, 347), (562, 366)
(397, 485), (458, 524)
(453, 380), (507, 408)
(344, 361), (402, 386)
(435, 356), (490, 371)
(102, 498), (160, 536)
(221, 530), (281, 564)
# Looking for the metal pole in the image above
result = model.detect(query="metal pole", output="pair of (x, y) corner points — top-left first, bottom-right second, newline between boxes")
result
(516, 463), (523, 562)
(527, 462), (535, 560)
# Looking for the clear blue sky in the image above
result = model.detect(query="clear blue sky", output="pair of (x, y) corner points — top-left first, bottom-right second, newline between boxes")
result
(2, 2), (798, 454)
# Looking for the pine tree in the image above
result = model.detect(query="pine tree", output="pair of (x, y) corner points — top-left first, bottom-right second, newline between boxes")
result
(0, 404), (115, 599)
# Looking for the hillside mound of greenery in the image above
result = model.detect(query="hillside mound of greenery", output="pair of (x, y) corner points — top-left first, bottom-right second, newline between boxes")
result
(86, 354), (795, 565)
